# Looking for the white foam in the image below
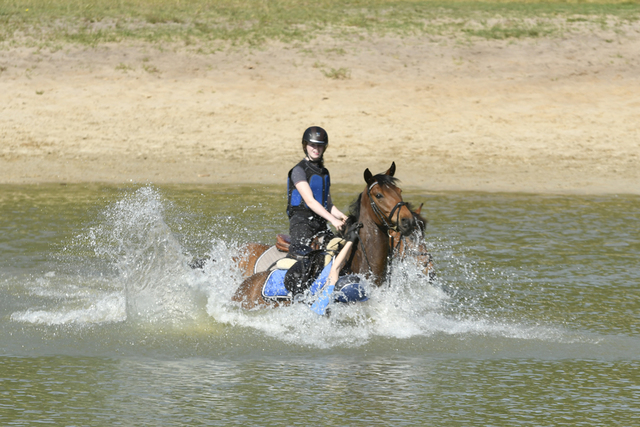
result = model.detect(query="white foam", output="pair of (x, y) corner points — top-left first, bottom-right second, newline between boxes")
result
(11, 293), (125, 325)
(85, 186), (206, 325)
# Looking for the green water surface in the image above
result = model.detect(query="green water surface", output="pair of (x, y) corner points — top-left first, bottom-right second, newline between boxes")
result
(1, 184), (639, 426)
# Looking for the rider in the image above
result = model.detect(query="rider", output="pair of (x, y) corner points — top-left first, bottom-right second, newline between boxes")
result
(287, 126), (347, 258)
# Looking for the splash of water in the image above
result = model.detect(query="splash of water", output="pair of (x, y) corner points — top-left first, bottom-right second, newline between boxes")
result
(8, 186), (570, 349)
(85, 186), (211, 325)
(10, 293), (125, 325)
(201, 226), (566, 348)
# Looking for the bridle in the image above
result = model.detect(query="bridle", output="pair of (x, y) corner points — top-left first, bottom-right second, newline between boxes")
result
(366, 181), (408, 233)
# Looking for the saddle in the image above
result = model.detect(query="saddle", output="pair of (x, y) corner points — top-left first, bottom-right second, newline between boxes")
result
(275, 233), (327, 253)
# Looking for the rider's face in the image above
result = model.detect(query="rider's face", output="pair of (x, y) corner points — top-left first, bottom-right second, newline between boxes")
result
(306, 143), (325, 161)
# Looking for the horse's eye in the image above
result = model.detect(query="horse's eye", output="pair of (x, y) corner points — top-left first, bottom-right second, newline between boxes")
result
(375, 193), (383, 199)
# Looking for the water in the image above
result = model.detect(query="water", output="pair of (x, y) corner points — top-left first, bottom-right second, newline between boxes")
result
(1, 184), (639, 425)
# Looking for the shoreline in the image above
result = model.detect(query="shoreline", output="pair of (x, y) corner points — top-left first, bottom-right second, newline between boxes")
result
(2, 156), (637, 196)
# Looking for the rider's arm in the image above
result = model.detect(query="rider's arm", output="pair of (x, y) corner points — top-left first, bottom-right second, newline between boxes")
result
(326, 241), (354, 286)
(330, 205), (347, 222)
(327, 195), (347, 222)
(295, 180), (344, 230)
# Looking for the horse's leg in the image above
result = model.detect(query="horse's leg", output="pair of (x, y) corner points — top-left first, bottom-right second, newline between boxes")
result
(232, 271), (272, 309)
(234, 243), (270, 277)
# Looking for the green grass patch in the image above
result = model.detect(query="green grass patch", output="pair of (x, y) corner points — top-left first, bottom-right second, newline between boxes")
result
(322, 67), (351, 79)
(1, 0), (639, 49)
(462, 21), (556, 39)
(142, 63), (160, 73)
(115, 62), (134, 72)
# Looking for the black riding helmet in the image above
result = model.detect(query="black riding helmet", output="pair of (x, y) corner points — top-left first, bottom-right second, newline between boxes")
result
(302, 126), (329, 158)
(302, 126), (328, 146)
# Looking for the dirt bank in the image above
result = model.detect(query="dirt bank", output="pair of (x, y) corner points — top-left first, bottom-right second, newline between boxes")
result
(1, 29), (639, 194)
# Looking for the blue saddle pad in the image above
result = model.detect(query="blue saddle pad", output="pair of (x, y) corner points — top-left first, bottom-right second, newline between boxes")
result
(261, 261), (334, 300)
(262, 269), (289, 299)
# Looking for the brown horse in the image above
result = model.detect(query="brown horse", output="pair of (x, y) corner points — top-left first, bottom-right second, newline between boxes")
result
(233, 209), (433, 281)
(232, 162), (416, 309)
(389, 204), (436, 281)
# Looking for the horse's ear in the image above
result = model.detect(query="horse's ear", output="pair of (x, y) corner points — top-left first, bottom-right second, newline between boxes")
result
(416, 203), (424, 215)
(364, 168), (375, 186)
(385, 162), (396, 177)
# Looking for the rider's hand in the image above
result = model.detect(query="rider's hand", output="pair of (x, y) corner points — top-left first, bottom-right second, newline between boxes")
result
(330, 217), (345, 231)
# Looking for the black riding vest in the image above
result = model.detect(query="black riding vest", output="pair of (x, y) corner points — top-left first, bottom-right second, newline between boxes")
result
(287, 159), (330, 218)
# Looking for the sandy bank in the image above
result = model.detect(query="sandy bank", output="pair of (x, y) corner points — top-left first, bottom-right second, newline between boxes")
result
(1, 31), (639, 194)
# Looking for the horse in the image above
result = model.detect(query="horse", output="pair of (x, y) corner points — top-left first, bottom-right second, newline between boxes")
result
(231, 204), (434, 282)
(388, 204), (436, 282)
(232, 162), (416, 309)
(232, 209), (434, 281)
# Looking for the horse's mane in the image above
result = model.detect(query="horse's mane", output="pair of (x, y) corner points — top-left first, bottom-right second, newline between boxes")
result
(344, 193), (362, 230)
(372, 174), (399, 189)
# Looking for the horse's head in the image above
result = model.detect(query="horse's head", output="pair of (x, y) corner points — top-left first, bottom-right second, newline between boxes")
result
(388, 202), (435, 281)
(363, 162), (416, 236)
